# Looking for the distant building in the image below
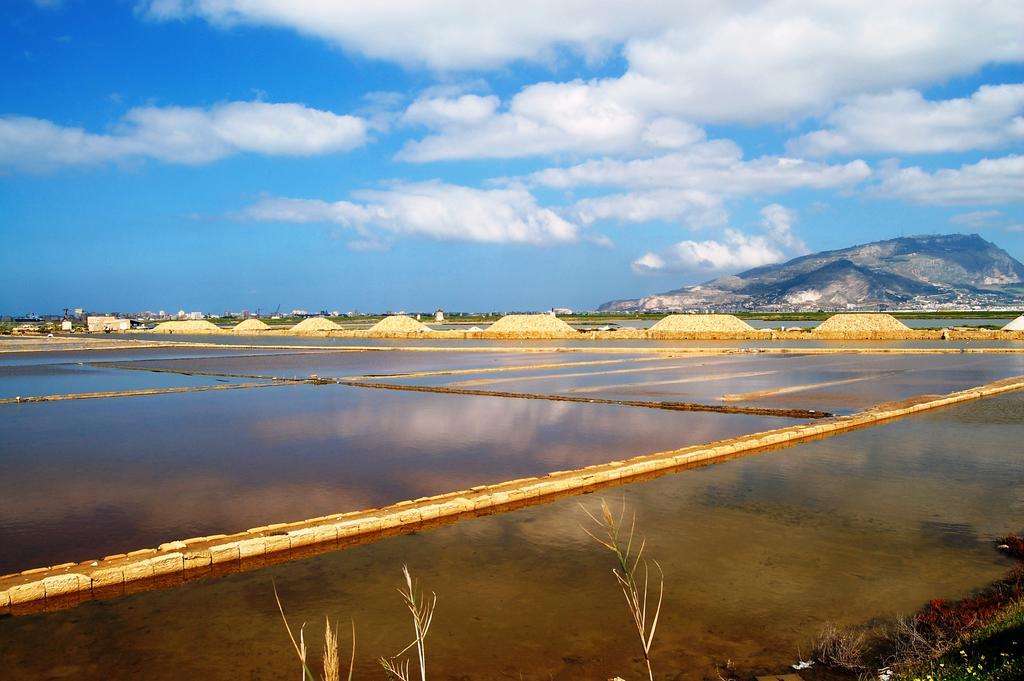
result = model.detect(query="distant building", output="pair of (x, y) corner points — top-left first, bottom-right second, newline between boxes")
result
(73, 308), (84, 320)
(61, 320), (73, 332)
(551, 307), (573, 316)
(87, 316), (130, 332)
(177, 309), (187, 320)
(188, 311), (204, 320)
(434, 308), (445, 322)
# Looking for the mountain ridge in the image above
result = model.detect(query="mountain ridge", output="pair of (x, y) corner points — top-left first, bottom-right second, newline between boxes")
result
(600, 234), (1024, 312)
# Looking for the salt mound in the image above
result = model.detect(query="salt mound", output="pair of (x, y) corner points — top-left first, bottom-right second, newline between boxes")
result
(290, 317), (341, 333)
(1002, 314), (1024, 331)
(151, 320), (224, 334)
(648, 314), (755, 333)
(368, 315), (432, 334)
(233, 318), (270, 333)
(486, 314), (576, 335)
(813, 313), (909, 333)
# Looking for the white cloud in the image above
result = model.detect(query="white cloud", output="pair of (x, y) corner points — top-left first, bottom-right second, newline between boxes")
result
(632, 203), (807, 274)
(872, 155), (1024, 205)
(398, 84), (704, 161)
(138, 1), (679, 70)
(531, 140), (871, 195)
(140, 1), (1024, 172)
(632, 229), (787, 274)
(401, 94), (500, 127)
(788, 84), (1024, 157)
(140, 4), (1024, 118)
(239, 181), (580, 246)
(949, 210), (1002, 227)
(0, 101), (366, 172)
(759, 203), (806, 252)
(571, 189), (727, 229)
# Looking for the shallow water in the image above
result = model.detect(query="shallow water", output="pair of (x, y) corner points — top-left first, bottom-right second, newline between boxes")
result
(0, 383), (790, 573)
(387, 351), (1024, 413)
(1, 394), (1021, 680)
(0, 362), (268, 399)
(84, 331), (1024, 351)
(95, 348), (647, 379)
(0, 345), (295, 367)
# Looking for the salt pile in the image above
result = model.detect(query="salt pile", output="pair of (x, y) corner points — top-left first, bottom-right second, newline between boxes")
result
(151, 320), (224, 334)
(648, 314), (756, 333)
(813, 313), (909, 334)
(368, 315), (432, 334)
(486, 314), (576, 335)
(290, 317), (341, 333)
(232, 318), (270, 333)
(1002, 315), (1024, 331)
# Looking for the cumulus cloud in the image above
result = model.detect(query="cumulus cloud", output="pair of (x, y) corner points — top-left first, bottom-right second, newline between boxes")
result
(0, 101), (366, 172)
(139, 1), (679, 70)
(871, 155), (1024, 205)
(531, 140), (871, 195)
(949, 210), (1002, 228)
(238, 181), (579, 246)
(571, 189), (727, 229)
(632, 203), (807, 274)
(399, 85), (705, 161)
(138, 2), (1024, 169)
(141, 3), (1024, 124)
(788, 85), (1024, 157)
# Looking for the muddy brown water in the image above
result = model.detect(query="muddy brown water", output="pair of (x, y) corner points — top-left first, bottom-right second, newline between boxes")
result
(1, 393), (1022, 680)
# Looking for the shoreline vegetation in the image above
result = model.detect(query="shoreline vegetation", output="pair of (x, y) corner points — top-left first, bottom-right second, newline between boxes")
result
(805, 535), (1024, 681)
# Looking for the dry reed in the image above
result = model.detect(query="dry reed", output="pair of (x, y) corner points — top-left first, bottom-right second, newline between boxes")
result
(582, 498), (664, 681)
(274, 582), (355, 681)
(379, 566), (436, 681)
(813, 621), (868, 671)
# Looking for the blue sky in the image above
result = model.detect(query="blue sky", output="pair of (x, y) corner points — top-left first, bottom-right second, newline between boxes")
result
(2, 1), (1023, 314)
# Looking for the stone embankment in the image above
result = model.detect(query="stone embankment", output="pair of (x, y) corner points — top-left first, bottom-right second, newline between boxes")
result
(4, 375), (1024, 614)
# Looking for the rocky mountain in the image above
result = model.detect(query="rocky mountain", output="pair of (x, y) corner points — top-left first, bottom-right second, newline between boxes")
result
(600, 234), (1024, 312)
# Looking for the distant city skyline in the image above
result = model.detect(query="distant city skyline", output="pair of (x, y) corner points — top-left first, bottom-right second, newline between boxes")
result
(2, 1), (1023, 314)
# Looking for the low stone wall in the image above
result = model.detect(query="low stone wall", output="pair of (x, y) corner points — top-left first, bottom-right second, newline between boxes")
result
(4, 375), (1023, 615)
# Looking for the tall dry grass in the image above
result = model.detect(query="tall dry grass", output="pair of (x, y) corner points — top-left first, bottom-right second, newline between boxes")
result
(582, 498), (664, 681)
(274, 582), (355, 681)
(379, 565), (437, 681)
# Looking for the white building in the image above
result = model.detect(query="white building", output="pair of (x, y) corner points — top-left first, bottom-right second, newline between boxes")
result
(434, 308), (445, 322)
(87, 316), (130, 332)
